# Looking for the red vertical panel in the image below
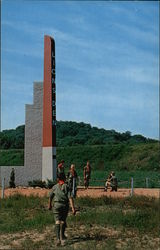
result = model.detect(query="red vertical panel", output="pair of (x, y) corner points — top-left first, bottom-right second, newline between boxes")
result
(43, 36), (52, 147)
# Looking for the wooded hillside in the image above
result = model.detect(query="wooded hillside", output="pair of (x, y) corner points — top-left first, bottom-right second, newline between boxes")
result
(0, 121), (157, 149)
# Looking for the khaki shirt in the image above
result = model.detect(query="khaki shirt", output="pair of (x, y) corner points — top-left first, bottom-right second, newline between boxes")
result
(49, 183), (71, 208)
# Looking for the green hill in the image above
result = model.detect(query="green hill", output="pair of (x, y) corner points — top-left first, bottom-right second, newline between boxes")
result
(57, 121), (156, 146)
(56, 142), (159, 171)
(0, 121), (157, 149)
(0, 125), (24, 149)
(0, 121), (159, 172)
(0, 142), (159, 171)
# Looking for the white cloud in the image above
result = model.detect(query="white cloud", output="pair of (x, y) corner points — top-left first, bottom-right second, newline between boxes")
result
(115, 22), (158, 46)
(1, 3), (159, 138)
(96, 64), (158, 86)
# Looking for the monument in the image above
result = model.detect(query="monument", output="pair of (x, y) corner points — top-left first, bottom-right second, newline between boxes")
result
(25, 35), (57, 183)
(0, 35), (56, 186)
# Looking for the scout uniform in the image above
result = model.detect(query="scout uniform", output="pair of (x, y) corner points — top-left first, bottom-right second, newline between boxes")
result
(49, 177), (75, 246)
(83, 162), (91, 189)
(110, 172), (118, 191)
(104, 173), (112, 191)
(67, 168), (78, 198)
(57, 161), (66, 181)
(9, 168), (15, 188)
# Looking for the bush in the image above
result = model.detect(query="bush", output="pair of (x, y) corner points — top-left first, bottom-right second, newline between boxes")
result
(28, 180), (46, 188)
(28, 179), (57, 188)
(46, 179), (57, 189)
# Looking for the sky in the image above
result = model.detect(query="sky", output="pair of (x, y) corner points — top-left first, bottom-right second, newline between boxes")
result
(1, 1), (159, 139)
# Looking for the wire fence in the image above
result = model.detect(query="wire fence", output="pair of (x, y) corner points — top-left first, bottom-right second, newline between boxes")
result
(78, 177), (160, 189)
(1, 176), (160, 199)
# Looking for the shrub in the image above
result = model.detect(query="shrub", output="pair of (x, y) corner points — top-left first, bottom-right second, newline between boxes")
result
(46, 179), (57, 189)
(28, 179), (46, 188)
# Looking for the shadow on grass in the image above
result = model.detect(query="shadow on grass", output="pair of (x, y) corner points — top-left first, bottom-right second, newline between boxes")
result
(69, 234), (108, 243)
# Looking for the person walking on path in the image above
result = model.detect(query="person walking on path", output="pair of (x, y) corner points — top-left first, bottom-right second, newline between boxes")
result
(48, 173), (76, 246)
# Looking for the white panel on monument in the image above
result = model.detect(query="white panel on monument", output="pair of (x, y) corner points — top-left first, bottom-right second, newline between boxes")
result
(42, 147), (53, 181)
(42, 147), (57, 181)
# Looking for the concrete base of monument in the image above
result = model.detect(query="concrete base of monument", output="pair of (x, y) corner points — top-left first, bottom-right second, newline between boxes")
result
(42, 147), (57, 181)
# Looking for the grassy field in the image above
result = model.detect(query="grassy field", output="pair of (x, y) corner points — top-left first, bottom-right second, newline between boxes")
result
(74, 170), (160, 188)
(57, 142), (160, 171)
(0, 143), (159, 188)
(0, 194), (159, 249)
(0, 149), (24, 166)
(61, 168), (160, 188)
(0, 142), (159, 171)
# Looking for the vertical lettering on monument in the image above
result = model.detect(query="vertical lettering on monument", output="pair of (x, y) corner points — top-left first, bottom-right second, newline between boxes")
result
(51, 40), (56, 146)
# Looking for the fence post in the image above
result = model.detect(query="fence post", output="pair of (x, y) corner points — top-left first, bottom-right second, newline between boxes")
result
(78, 176), (81, 186)
(1, 177), (5, 199)
(146, 178), (149, 188)
(131, 177), (134, 197)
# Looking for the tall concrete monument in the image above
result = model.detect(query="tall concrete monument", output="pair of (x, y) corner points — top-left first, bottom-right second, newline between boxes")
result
(42, 36), (56, 181)
(0, 35), (57, 186)
(25, 35), (57, 183)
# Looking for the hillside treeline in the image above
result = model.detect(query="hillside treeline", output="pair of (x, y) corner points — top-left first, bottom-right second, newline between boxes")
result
(0, 125), (24, 149)
(0, 121), (157, 149)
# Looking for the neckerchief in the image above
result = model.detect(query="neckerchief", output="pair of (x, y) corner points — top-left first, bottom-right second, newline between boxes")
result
(58, 180), (65, 185)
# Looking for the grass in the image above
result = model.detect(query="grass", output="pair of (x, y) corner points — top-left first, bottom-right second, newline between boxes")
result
(57, 142), (160, 171)
(70, 196), (159, 233)
(0, 195), (159, 249)
(0, 143), (159, 189)
(74, 169), (160, 188)
(0, 142), (159, 172)
(0, 195), (54, 233)
(0, 149), (24, 166)
(0, 195), (159, 234)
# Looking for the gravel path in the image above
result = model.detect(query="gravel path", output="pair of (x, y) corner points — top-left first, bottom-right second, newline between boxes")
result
(2, 187), (159, 198)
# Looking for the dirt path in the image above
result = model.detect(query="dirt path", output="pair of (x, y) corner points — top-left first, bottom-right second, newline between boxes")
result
(0, 224), (159, 250)
(1, 187), (159, 198)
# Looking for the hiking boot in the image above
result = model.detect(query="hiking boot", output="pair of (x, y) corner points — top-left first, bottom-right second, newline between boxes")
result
(61, 239), (66, 246)
(55, 224), (60, 245)
(62, 234), (67, 240)
(60, 223), (67, 240)
(56, 239), (61, 246)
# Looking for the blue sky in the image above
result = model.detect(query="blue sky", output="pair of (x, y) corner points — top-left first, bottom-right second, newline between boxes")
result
(1, 1), (159, 139)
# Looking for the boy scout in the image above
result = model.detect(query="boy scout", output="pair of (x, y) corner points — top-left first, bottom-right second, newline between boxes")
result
(57, 160), (66, 181)
(104, 172), (112, 191)
(105, 171), (118, 191)
(9, 168), (16, 188)
(48, 174), (76, 246)
(110, 171), (118, 191)
(67, 164), (78, 198)
(83, 161), (91, 189)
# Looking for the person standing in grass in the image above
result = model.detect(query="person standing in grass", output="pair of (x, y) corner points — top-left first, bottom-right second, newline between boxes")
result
(83, 161), (91, 189)
(110, 171), (118, 192)
(67, 164), (78, 198)
(9, 168), (16, 188)
(48, 173), (76, 246)
(104, 172), (112, 191)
